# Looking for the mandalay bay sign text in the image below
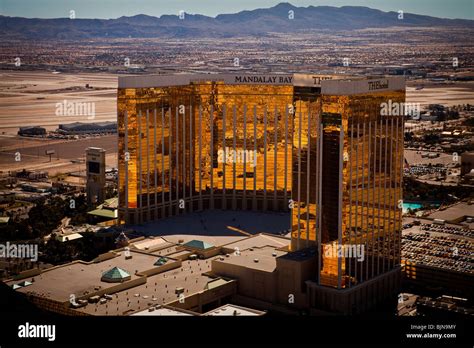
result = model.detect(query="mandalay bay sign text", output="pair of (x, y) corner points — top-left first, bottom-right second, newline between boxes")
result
(231, 74), (336, 86)
(233, 75), (293, 84)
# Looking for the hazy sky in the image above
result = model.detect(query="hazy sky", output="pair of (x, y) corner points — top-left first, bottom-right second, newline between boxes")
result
(1, 0), (473, 20)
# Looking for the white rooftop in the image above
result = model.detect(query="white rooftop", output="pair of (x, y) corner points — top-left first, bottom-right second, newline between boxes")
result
(203, 304), (265, 316)
(131, 306), (195, 316)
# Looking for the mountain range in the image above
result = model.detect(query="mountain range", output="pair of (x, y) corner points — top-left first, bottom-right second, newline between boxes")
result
(1, 2), (473, 40)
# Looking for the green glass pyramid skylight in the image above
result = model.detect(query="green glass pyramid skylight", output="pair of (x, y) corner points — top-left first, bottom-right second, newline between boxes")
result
(101, 266), (131, 282)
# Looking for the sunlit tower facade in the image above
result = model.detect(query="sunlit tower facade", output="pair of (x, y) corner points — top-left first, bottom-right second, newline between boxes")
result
(310, 78), (405, 287)
(301, 77), (405, 314)
(117, 74), (331, 225)
(117, 74), (405, 313)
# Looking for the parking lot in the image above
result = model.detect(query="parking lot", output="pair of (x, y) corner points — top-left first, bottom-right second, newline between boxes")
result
(402, 218), (473, 274)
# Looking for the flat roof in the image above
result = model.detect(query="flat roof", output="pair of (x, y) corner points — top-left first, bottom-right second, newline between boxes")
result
(74, 261), (224, 315)
(215, 246), (286, 272)
(86, 147), (106, 152)
(404, 149), (455, 166)
(150, 246), (180, 256)
(118, 74), (404, 94)
(6, 250), (159, 302)
(222, 233), (290, 251)
(56, 233), (83, 242)
(321, 76), (405, 95)
(118, 73), (349, 89)
(163, 234), (244, 248)
(7, 250), (228, 315)
(130, 237), (173, 252)
(428, 203), (474, 222)
(203, 304), (265, 316)
(131, 306), (195, 316)
(87, 209), (116, 219)
(166, 250), (192, 258)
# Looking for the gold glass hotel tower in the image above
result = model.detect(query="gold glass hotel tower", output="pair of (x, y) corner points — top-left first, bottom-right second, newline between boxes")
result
(118, 74), (405, 294)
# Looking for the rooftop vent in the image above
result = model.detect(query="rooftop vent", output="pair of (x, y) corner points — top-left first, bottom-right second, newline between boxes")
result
(254, 258), (259, 263)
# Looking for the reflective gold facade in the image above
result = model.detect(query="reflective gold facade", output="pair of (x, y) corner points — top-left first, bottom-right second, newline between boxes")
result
(118, 74), (405, 290)
(118, 74), (309, 226)
(314, 78), (405, 289)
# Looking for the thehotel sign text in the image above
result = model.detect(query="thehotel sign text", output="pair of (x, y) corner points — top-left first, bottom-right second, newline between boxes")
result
(368, 79), (389, 91)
